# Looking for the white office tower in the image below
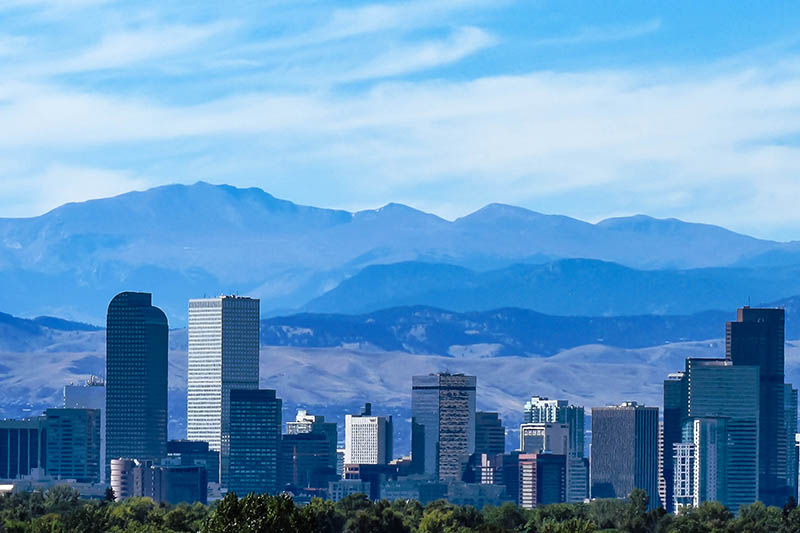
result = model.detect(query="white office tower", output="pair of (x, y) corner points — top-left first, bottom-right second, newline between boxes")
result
(345, 403), (392, 465)
(187, 295), (260, 487)
(64, 376), (106, 482)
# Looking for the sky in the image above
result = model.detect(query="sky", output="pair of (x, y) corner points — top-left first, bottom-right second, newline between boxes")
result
(2, 1), (800, 239)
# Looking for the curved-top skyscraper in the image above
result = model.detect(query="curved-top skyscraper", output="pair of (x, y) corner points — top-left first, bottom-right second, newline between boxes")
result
(105, 291), (168, 476)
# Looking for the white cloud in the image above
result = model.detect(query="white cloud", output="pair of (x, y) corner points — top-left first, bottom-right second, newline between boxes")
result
(258, 0), (494, 49)
(530, 19), (662, 47)
(342, 26), (495, 81)
(28, 22), (234, 74)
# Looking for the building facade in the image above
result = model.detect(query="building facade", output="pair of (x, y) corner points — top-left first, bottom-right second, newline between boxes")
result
(187, 295), (260, 486)
(44, 408), (101, 483)
(475, 412), (505, 456)
(519, 423), (569, 455)
(518, 453), (567, 509)
(683, 358), (759, 511)
(726, 306), (786, 506)
(0, 418), (46, 480)
(411, 373), (476, 480)
(590, 402), (659, 508)
(345, 404), (392, 465)
(228, 389), (282, 496)
(105, 292), (168, 477)
(63, 377), (105, 482)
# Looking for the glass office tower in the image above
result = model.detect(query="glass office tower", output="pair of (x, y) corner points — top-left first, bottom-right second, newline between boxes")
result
(411, 373), (476, 480)
(726, 307), (785, 505)
(106, 291), (168, 477)
(228, 389), (282, 495)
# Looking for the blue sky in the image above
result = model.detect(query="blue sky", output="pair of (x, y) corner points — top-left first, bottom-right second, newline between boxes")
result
(2, 1), (800, 239)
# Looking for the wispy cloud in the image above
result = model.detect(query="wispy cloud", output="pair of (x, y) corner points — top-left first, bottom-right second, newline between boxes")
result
(531, 19), (662, 47)
(260, 0), (494, 49)
(50, 22), (234, 73)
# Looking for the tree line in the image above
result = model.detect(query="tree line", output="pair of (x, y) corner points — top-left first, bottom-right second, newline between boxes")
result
(2, 486), (800, 532)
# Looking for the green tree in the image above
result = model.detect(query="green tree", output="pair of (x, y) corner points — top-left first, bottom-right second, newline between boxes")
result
(482, 502), (527, 531)
(203, 492), (310, 533)
(303, 498), (346, 533)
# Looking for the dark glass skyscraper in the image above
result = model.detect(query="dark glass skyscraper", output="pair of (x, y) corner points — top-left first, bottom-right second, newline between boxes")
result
(229, 389), (282, 495)
(590, 402), (659, 509)
(684, 358), (759, 511)
(726, 306), (786, 505)
(105, 291), (168, 476)
(412, 373), (476, 480)
(662, 372), (686, 513)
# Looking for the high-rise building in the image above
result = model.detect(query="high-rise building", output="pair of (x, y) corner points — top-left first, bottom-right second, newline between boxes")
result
(523, 397), (584, 458)
(44, 408), (101, 483)
(591, 401), (659, 508)
(411, 373), (476, 480)
(682, 358), (759, 511)
(187, 295), (260, 486)
(280, 433), (338, 490)
(726, 306), (786, 505)
(287, 410), (338, 472)
(345, 403), (393, 465)
(518, 453), (567, 509)
(661, 372), (686, 513)
(0, 417), (46, 479)
(106, 292), (168, 478)
(64, 376), (106, 482)
(475, 412), (505, 456)
(519, 423), (569, 455)
(228, 389), (282, 496)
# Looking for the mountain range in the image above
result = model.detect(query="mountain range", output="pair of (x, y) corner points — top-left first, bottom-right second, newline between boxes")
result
(3, 182), (800, 324)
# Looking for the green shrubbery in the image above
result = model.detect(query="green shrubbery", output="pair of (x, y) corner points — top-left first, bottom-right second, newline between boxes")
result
(2, 487), (800, 532)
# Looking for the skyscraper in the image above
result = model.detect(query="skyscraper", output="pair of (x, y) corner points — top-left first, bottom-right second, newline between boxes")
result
(661, 372), (686, 513)
(106, 292), (168, 477)
(228, 389), (282, 496)
(187, 295), (260, 486)
(474, 412), (505, 456)
(591, 401), (659, 508)
(726, 306), (786, 505)
(64, 376), (106, 482)
(412, 373), (476, 480)
(45, 408), (101, 483)
(681, 357), (759, 512)
(345, 403), (393, 465)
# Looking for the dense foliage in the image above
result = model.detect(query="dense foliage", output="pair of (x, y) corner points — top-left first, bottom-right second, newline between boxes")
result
(2, 487), (800, 533)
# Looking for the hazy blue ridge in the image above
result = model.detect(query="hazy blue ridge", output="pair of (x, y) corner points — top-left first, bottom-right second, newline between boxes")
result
(303, 259), (800, 317)
(262, 305), (734, 356)
(2, 182), (800, 324)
